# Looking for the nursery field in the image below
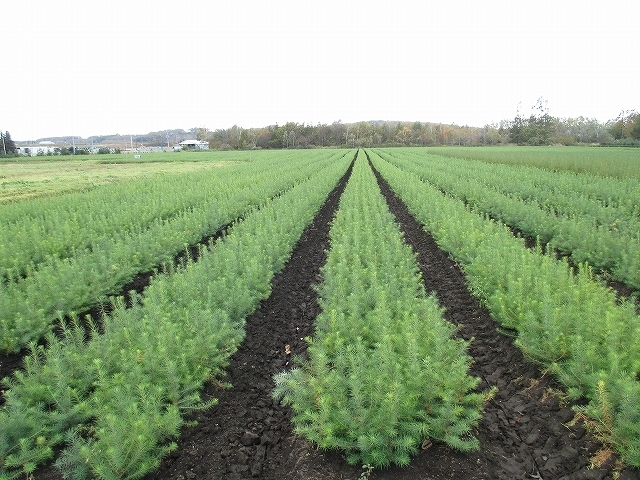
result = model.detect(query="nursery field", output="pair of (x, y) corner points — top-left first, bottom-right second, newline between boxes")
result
(421, 146), (640, 180)
(1, 148), (640, 480)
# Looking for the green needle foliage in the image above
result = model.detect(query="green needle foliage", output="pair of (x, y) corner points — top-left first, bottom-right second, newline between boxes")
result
(56, 384), (182, 480)
(0, 150), (348, 352)
(377, 148), (640, 290)
(370, 149), (640, 468)
(1, 152), (353, 478)
(274, 152), (486, 468)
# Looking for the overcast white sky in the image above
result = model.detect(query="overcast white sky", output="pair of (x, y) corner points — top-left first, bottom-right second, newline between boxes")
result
(4, 0), (639, 140)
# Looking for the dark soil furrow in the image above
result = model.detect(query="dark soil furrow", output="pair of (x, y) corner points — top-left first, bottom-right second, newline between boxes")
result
(142, 157), (356, 480)
(1, 192), (280, 388)
(367, 156), (639, 480)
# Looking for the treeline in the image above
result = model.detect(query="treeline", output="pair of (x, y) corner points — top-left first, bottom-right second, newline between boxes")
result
(202, 110), (640, 150)
(505, 99), (640, 146)
(5, 107), (640, 155)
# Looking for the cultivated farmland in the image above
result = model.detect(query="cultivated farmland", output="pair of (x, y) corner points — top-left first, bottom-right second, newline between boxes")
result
(1, 148), (639, 480)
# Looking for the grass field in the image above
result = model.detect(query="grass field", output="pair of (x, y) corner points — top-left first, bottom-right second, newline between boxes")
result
(0, 151), (249, 202)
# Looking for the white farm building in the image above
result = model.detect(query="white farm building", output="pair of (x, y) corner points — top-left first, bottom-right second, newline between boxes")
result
(15, 141), (57, 156)
(174, 139), (209, 151)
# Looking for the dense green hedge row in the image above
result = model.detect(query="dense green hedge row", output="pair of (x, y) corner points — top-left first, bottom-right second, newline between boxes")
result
(0, 151), (349, 353)
(0, 152), (353, 479)
(375, 149), (640, 290)
(369, 150), (640, 467)
(274, 152), (486, 468)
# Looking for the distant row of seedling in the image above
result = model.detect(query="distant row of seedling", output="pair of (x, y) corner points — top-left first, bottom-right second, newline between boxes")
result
(376, 148), (640, 289)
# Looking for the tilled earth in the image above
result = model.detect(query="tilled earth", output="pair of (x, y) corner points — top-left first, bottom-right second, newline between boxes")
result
(3, 157), (640, 480)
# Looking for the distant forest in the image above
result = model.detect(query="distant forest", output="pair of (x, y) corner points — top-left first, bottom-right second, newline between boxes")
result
(9, 104), (640, 155)
(197, 111), (639, 149)
(200, 102), (639, 149)
(83, 108), (640, 150)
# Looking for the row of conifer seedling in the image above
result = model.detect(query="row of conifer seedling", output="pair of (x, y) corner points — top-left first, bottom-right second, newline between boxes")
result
(377, 148), (640, 290)
(0, 153), (352, 479)
(273, 152), (491, 467)
(369, 149), (640, 468)
(5, 146), (638, 477)
(0, 150), (342, 353)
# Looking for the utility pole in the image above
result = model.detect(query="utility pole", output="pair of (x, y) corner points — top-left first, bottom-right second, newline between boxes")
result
(1, 133), (6, 156)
